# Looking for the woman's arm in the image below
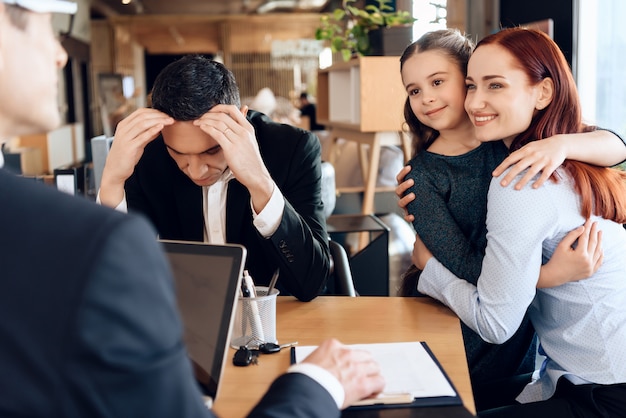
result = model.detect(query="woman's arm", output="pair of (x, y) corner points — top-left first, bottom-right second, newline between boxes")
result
(414, 218), (603, 290)
(417, 175), (557, 344)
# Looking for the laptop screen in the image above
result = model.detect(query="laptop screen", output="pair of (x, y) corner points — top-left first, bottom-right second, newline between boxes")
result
(159, 240), (246, 399)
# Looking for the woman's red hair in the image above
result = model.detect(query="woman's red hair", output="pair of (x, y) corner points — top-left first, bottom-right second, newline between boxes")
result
(476, 28), (626, 223)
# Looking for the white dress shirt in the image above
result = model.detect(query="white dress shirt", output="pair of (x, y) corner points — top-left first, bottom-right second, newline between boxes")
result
(98, 169), (285, 243)
(96, 168), (345, 405)
(201, 169), (286, 243)
(418, 168), (626, 403)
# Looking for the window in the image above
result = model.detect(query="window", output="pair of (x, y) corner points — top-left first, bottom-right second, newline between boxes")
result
(575, 0), (626, 138)
(413, 0), (447, 39)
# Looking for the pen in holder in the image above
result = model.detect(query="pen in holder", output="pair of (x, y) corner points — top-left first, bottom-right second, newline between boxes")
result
(231, 285), (279, 348)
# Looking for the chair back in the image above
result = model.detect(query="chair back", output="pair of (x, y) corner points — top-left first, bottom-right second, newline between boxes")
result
(328, 239), (357, 297)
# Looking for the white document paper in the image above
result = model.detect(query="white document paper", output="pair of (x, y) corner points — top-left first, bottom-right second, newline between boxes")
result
(294, 341), (457, 401)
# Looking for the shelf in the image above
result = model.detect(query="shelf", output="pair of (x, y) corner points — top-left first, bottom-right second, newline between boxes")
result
(317, 56), (406, 133)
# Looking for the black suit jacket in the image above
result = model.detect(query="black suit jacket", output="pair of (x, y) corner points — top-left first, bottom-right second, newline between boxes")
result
(125, 110), (331, 301)
(0, 168), (339, 417)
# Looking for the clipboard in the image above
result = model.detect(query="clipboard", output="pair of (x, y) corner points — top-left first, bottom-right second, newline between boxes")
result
(290, 341), (463, 410)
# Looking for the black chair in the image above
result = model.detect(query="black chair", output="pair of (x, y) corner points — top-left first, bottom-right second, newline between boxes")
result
(328, 239), (357, 297)
(321, 161), (357, 296)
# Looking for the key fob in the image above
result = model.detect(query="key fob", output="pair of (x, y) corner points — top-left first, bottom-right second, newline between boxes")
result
(233, 346), (252, 366)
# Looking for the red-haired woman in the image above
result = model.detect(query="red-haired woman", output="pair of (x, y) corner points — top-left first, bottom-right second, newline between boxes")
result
(413, 27), (626, 417)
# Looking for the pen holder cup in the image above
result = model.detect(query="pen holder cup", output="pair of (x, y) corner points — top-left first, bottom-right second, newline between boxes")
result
(230, 286), (279, 348)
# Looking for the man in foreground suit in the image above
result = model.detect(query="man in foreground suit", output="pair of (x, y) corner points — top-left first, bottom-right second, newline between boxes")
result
(99, 56), (331, 302)
(0, 1), (384, 416)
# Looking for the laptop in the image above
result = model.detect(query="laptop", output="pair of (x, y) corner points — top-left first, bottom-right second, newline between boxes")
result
(159, 240), (247, 401)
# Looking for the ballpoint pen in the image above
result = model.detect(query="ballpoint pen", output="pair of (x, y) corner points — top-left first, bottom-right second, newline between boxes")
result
(240, 279), (251, 298)
(267, 268), (279, 296)
(239, 277), (251, 337)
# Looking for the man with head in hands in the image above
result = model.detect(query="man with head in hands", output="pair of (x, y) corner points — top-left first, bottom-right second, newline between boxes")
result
(0, 1), (383, 416)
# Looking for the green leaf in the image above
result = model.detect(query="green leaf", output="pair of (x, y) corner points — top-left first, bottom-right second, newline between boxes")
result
(317, 0), (416, 58)
(332, 9), (346, 21)
(341, 49), (353, 61)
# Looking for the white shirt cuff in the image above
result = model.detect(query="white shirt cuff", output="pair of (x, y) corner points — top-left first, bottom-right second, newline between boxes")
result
(287, 362), (345, 408)
(252, 182), (284, 238)
(417, 257), (451, 299)
(96, 189), (128, 213)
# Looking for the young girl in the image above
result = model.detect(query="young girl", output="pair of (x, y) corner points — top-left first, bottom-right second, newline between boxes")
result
(414, 27), (626, 417)
(396, 29), (625, 411)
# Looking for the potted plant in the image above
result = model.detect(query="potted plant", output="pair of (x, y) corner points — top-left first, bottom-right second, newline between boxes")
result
(315, 0), (417, 61)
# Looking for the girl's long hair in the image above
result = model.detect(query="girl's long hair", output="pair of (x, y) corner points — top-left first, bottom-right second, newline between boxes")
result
(400, 29), (474, 157)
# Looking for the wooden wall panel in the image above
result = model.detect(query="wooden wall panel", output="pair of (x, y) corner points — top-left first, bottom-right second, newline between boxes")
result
(111, 14), (321, 55)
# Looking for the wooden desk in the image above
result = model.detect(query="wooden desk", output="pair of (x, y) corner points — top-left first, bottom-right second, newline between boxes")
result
(213, 297), (475, 417)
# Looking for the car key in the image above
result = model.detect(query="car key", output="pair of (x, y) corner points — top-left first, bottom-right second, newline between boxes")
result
(259, 341), (298, 354)
(258, 342), (280, 354)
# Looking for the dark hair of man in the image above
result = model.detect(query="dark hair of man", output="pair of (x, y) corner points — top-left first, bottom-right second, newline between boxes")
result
(5, 4), (29, 30)
(150, 55), (241, 121)
(399, 29), (474, 156)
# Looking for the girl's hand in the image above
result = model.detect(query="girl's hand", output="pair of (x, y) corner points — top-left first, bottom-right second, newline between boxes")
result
(395, 165), (415, 223)
(493, 135), (566, 190)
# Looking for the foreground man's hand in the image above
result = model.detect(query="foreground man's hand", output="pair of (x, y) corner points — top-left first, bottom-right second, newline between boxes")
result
(303, 338), (385, 408)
